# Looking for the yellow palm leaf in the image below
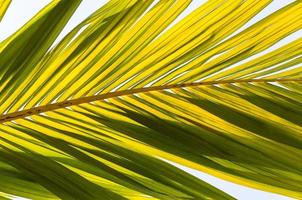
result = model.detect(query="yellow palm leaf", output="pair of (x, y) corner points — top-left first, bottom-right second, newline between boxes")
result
(0, 0), (10, 22)
(0, 0), (301, 199)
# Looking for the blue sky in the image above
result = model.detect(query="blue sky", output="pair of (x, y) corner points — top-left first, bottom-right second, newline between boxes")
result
(0, 1), (298, 199)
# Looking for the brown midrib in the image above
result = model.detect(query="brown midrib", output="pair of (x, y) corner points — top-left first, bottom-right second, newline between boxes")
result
(0, 78), (301, 123)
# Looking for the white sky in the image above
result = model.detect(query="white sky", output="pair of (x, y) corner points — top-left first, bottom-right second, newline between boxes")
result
(1, 1), (299, 200)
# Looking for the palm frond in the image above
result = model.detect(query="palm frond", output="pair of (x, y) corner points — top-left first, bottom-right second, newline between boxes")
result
(0, 0), (301, 199)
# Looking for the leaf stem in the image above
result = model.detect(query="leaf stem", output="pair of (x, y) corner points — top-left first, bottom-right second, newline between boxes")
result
(1, 78), (301, 123)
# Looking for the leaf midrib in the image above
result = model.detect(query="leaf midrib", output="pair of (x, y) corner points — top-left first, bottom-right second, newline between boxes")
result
(1, 78), (301, 123)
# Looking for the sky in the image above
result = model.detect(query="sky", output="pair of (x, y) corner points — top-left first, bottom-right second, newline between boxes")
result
(0, 0), (299, 199)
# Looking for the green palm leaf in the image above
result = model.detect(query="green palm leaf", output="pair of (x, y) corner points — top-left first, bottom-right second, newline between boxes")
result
(0, 0), (301, 199)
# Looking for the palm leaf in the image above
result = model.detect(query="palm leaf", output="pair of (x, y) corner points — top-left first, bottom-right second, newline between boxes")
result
(0, 0), (10, 22)
(0, 0), (301, 199)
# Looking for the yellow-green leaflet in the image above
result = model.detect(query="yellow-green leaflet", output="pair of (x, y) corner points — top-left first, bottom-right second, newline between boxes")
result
(0, 0), (10, 22)
(0, 0), (301, 199)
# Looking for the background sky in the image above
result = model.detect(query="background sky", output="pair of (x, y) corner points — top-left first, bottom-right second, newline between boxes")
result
(0, 1), (299, 199)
